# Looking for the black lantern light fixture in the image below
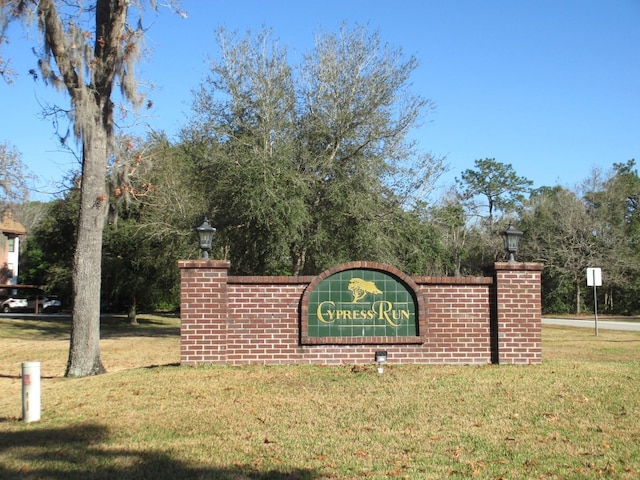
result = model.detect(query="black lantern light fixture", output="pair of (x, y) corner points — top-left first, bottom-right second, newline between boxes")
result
(501, 222), (523, 262)
(375, 350), (388, 374)
(196, 217), (216, 259)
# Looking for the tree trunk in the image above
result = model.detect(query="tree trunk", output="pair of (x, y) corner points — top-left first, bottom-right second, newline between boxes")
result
(128, 298), (138, 325)
(65, 112), (108, 377)
(291, 246), (306, 276)
(605, 287), (613, 312)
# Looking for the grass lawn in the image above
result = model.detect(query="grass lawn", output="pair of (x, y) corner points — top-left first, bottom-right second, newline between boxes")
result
(0, 315), (639, 479)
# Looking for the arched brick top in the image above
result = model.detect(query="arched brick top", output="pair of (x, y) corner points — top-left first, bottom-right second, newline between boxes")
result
(300, 262), (427, 344)
(302, 261), (421, 299)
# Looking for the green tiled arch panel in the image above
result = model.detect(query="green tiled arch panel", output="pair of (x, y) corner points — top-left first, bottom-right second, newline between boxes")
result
(307, 269), (417, 338)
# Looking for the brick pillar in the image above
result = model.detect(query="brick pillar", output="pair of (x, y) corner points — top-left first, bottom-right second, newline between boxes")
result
(493, 262), (544, 364)
(179, 260), (230, 365)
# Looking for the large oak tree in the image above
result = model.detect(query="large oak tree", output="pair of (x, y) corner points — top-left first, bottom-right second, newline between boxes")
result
(0, 0), (182, 377)
(184, 25), (446, 275)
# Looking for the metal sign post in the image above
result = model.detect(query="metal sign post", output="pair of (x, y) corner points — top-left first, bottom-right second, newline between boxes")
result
(586, 268), (602, 336)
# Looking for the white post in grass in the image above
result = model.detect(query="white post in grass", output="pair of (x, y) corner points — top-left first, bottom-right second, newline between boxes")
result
(21, 361), (41, 422)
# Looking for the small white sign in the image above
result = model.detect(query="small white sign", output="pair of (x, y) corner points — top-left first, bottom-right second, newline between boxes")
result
(586, 267), (602, 287)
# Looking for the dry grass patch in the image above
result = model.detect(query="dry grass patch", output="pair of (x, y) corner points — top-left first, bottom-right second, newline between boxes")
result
(0, 315), (639, 479)
(0, 315), (179, 410)
(543, 324), (640, 362)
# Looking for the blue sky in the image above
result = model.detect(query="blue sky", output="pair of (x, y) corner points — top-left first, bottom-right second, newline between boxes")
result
(1, 0), (639, 201)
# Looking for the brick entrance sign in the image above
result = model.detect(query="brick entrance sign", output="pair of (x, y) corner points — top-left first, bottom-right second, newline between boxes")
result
(179, 261), (543, 366)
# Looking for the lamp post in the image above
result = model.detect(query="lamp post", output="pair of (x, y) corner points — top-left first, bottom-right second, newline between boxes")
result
(196, 217), (216, 260)
(501, 222), (523, 262)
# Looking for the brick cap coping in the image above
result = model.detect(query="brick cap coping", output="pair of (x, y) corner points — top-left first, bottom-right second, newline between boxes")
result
(493, 262), (544, 272)
(177, 260), (542, 281)
(229, 276), (314, 284)
(414, 276), (492, 285)
(178, 260), (231, 269)
(227, 275), (493, 286)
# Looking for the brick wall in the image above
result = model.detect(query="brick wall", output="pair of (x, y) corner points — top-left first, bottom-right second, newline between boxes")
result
(179, 261), (543, 366)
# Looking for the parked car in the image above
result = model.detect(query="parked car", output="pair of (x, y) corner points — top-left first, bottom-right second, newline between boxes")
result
(27, 295), (62, 313)
(0, 295), (28, 313)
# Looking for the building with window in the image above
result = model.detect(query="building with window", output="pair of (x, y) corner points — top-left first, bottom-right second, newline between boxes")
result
(0, 212), (27, 284)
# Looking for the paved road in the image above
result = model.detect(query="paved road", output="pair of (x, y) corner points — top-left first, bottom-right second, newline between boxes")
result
(543, 318), (640, 331)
